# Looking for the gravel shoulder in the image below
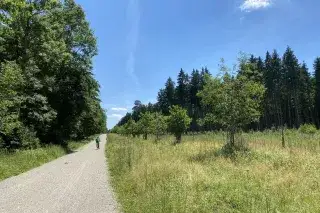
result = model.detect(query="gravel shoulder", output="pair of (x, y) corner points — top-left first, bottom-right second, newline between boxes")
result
(0, 134), (119, 213)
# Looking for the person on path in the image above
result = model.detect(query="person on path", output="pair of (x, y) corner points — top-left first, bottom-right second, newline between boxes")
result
(96, 136), (100, 149)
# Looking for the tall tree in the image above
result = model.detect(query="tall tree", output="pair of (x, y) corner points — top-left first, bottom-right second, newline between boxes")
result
(298, 62), (313, 124)
(189, 70), (202, 131)
(0, 0), (106, 148)
(314, 57), (320, 127)
(282, 47), (301, 128)
(175, 69), (189, 108)
(157, 77), (175, 115)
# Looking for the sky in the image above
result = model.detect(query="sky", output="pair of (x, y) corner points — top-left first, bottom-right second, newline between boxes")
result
(75, 0), (320, 129)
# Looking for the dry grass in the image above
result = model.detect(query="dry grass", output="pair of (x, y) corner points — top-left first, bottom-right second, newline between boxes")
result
(107, 131), (320, 213)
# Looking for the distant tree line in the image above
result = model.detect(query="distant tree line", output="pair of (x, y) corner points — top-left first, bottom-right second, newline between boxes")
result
(0, 0), (106, 150)
(114, 46), (320, 133)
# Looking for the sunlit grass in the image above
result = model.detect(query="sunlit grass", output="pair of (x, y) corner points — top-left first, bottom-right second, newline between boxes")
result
(0, 136), (95, 181)
(107, 131), (320, 213)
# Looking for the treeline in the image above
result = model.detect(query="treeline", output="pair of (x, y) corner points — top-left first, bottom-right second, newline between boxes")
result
(0, 0), (106, 150)
(115, 46), (320, 132)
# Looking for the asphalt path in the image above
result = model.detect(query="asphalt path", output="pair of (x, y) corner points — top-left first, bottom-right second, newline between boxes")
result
(0, 134), (119, 213)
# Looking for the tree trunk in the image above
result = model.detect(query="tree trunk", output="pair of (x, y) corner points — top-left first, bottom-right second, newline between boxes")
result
(175, 133), (182, 144)
(229, 126), (235, 148)
(281, 125), (285, 148)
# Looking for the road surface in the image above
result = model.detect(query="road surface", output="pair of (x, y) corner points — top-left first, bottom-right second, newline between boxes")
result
(0, 134), (119, 213)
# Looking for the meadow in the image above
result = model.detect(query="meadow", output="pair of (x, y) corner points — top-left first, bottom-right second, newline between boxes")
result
(106, 130), (320, 213)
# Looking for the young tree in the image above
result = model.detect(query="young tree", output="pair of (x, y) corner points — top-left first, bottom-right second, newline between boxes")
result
(198, 60), (265, 150)
(152, 112), (167, 141)
(138, 112), (154, 140)
(124, 118), (137, 137)
(167, 106), (191, 144)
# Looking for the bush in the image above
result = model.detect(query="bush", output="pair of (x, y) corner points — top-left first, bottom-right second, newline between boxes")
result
(299, 124), (317, 134)
(0, 126), (40, 150)
(18, 127), (40, 149)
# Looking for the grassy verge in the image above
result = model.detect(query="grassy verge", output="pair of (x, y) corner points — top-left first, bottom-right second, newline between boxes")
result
(0, 135), (96, 181)
(106, 132), (320, 213)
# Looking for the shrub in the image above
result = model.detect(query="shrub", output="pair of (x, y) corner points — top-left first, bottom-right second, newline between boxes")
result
(167, 106), (191, 144)
(299, 124), (317, 134)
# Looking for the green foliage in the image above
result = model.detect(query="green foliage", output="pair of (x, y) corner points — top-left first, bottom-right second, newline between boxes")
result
(199, 60), (265, 131)
(138, 112), (154, 139)
(167, 106), (191, 143)
(299, 124), (317, 134)
(152, 112), (168, 141)
(198, 58), (265, 148)
(112, 47), (320, 136)
(0, 0), (106, 149)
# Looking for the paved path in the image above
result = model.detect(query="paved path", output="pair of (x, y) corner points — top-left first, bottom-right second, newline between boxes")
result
(0, 134), (119, 213)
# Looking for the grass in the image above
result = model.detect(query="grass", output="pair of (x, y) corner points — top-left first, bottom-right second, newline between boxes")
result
(106, 131), (320, 213)
(0, 136), (96, 181)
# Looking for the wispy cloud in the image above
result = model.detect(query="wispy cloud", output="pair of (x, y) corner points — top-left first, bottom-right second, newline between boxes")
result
(111, 107), (128, 112)
(240, 0), (272, 12)
(109, 114), (123, 119)
(126, 0), (141, 88)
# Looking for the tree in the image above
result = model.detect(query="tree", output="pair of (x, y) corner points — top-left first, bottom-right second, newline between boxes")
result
(175, 69), (190, 108)
(314, 57), (320, 127)
(198, 60), (265, 150)
(124, 118), (137, 137)
(167, 106), (191, 144)
(152, 112), (167, 141)
(189, 70), (202, 131)
(298, 62), (313, 124)
(0, 0), (106, 149)
(138, 112), (153, 140)
(282, 47), (301, 128)
(157, 78), (176, 115)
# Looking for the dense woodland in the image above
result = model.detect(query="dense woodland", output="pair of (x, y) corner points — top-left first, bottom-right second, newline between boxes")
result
(114, 47), (320, 134)
(0, 0), (106, 150)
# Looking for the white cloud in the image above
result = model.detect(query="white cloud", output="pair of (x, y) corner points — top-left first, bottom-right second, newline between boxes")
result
(109, 114), (123, 119)
(240, 0), (272, 12)
(111, 107), (128, 112)
(126, 0), (141, 88)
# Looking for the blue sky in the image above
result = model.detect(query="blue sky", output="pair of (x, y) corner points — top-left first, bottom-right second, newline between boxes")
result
(75, 0), (320, 129)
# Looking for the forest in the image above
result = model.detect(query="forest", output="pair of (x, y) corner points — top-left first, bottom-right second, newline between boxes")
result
(113, 47), (320, 137)
(0, 0), (106, 150)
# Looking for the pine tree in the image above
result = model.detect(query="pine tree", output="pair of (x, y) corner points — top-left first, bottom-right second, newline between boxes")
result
(157, 78), (176, 115)
(175, 69), (190, 108)
(299, 62), (313, 124)
(282, 47), (301, 128)
(189, 70), (202, 131)
(314, 57), (320, 127)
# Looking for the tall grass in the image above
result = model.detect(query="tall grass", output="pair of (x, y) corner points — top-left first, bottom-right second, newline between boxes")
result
(106, 131), (320, 213)
(0, 136), (94, 181)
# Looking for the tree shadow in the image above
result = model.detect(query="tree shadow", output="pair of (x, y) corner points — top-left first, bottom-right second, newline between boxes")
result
(189, 144), (250, 163)
(189, 149), (220, 163)
(61, 143), (78, 154)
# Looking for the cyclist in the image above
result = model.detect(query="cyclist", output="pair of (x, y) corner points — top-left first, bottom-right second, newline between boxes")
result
(96, 136), (100, 149)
